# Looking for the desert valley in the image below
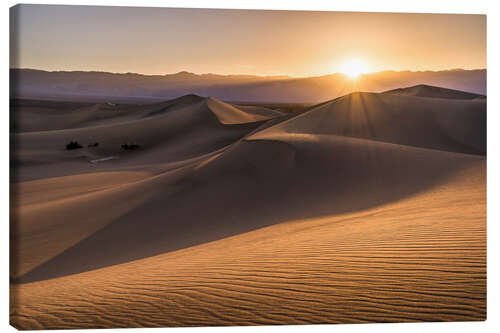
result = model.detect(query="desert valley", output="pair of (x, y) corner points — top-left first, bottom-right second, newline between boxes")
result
(10, 82), (486, 329)
(9, 5), (487, 329)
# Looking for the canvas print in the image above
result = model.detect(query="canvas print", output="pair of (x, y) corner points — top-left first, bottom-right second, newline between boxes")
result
(9, 4), (486, 330)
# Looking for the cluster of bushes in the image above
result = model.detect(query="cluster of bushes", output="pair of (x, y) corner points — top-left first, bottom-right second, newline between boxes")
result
(121, 143), (140, 150)
(66, 141), (83, 150)
(65, 141), (140, 151)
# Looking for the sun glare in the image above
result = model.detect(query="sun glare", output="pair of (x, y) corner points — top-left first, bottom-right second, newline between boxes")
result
(339, 59), (369, 79)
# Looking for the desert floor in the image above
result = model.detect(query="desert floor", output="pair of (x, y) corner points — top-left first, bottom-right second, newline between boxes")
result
(10, 85), (486, 329)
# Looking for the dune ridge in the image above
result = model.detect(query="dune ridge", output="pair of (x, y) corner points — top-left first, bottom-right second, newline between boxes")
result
(383, 84), (486, 99)
(250, 91), (486, 155)
(11, 96), (281, 182)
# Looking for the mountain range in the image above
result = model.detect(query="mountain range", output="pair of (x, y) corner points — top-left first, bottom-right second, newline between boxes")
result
(10, 68), (486, 103)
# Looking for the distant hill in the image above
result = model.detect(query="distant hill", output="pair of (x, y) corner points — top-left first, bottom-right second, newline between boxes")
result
(10, 68), (486, 103)
(383, 84), (486, 100)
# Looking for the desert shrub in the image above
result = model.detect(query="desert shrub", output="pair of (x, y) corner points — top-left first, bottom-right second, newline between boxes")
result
(66, 141), (83, 150)
(121, 143), (140, 150)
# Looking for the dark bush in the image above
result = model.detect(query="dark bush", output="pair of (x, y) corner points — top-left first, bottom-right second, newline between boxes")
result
(121, 143), (140, 150)
(66, 141), (83, 150)
(88, 142), (99, 147)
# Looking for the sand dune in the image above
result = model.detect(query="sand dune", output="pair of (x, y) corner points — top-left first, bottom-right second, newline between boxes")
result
(10, 88), (486, 328)
(13, 134), (484, 283)
(10, 161), (485, 328)
(384, 84), (486, 100)
(11, 96), (281, 182)
(206, 97), (285, 124)
(254, 91), (486, 155)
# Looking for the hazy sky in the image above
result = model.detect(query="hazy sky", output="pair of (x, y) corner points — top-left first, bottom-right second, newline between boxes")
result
(10, 4), (486, 77)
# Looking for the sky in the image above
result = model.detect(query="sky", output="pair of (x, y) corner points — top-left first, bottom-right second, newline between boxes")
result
(10, 4), (486, 77)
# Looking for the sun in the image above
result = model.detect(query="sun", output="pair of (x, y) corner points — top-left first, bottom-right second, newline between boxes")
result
(339, 59), (369, 79)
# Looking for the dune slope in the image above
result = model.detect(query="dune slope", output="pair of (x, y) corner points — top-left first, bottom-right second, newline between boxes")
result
(383, 84), (485, 100)
(11, 96), (281, 182)
(255, 91), (486, 155)
(10, 160), (485, 329)
(13, 129), (484, 283)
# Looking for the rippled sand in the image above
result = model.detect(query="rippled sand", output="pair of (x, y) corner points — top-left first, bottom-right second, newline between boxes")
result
(10, 87), (486, 329)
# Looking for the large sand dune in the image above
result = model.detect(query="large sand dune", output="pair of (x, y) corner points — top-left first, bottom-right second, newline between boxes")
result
(10, 87), (486, 329)
(383, 84), (486, 100)
(10, 95), (279, 181)
(253, 91), (486, 155)
(10, 165), (485, 328)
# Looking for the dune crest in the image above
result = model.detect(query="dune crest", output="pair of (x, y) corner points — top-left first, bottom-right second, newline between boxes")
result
(205, 97), (281, 124)
(250, 91), (486, 155)
(383, 84), (486, 99)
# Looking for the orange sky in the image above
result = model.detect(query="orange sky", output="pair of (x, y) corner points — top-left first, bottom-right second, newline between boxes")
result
(10, 5), (486, 77)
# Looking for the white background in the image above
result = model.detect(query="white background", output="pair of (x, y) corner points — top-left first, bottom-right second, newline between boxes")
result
(1, 0), (498, 332)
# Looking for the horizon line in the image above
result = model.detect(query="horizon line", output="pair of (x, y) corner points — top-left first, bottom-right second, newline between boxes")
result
(10, 67), (487, 79)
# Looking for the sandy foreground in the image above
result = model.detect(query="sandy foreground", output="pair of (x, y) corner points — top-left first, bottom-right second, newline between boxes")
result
(10, 86), (486, 329)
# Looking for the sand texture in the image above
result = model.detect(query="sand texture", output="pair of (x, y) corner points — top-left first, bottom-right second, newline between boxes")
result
(10, 85), (486, 329)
